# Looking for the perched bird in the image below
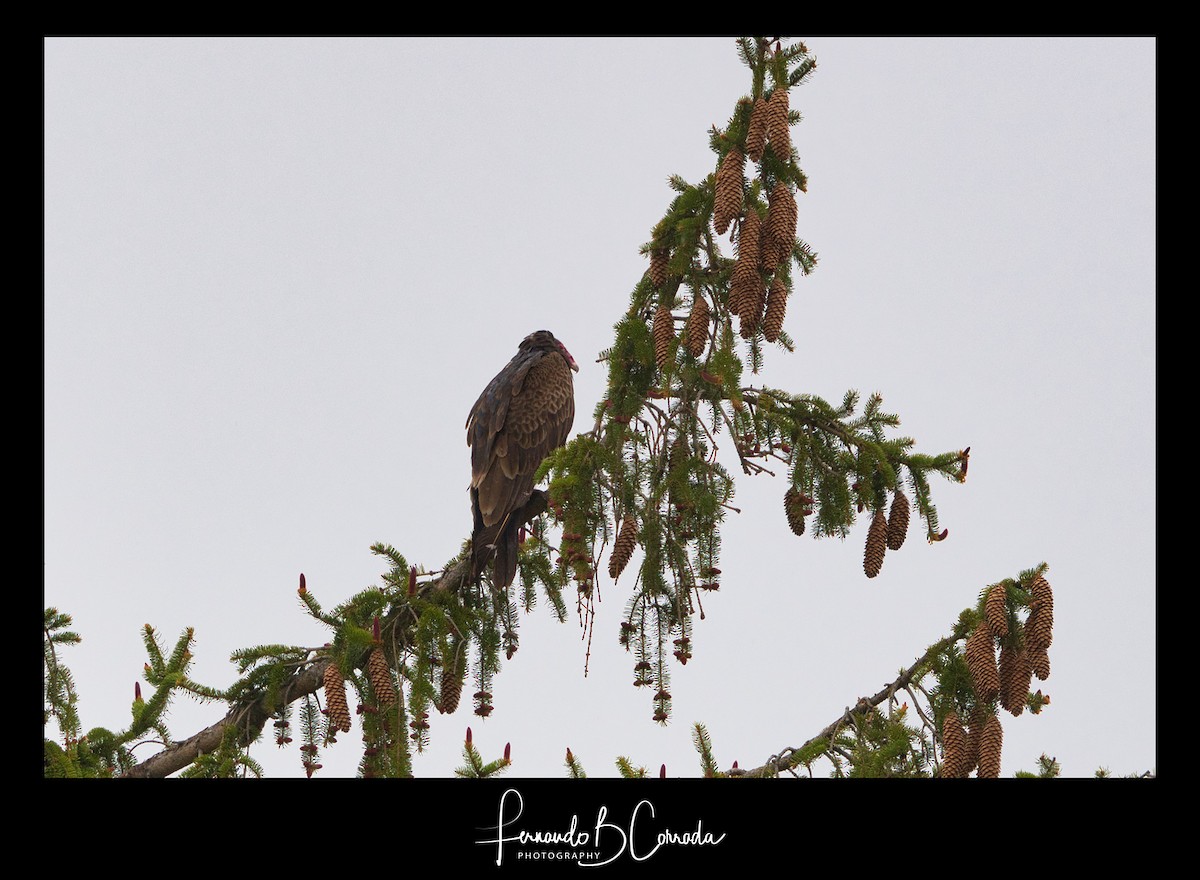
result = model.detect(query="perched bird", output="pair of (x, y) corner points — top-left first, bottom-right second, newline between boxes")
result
(467, 330), (578, 588)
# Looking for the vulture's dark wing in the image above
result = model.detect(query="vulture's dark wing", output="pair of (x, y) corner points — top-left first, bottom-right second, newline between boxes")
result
(467, 333), (575, 588)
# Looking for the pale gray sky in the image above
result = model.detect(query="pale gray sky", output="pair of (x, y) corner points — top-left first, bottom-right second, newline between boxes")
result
(44, 37), (1155, 778)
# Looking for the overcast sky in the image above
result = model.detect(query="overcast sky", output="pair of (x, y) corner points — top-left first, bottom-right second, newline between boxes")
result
(44, 37), (1155, 779)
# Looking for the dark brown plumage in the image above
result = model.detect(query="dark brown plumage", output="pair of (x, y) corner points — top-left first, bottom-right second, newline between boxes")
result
(467, 330), (577, 589)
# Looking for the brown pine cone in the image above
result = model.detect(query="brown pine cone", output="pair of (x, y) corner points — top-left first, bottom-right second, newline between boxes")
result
(735, 209), (762, 281)
(886, 489), (910, 551)
(735, 277), (766, 339)
(367, 646), (397, 707)
(965, 621), (999, 702)
(765, 182), (798, 270)
(1030, 644), (1051, 681)
(649, 248), (669, 288)
(863, 509), (888, 578)
(984, 583), (1008, 638)
(964, 704), (986, 775)
(746, 96), (769, 163)
(784, 486), (808, 536)
(323, 661), (352, 734)
(1026, 575), (1054, 650)
(438, 639), (465, 715)
(652, 305), (674, 369)
(766, 87), (792, 159)
(998, 643), (1032, 717)
(608, 513), (638, 581)
(762, 275), (788, 343)
(684, 296), (710, 357)
(713, 148), (745, 235)
(976, 712), (1004, 778)
(941, 710), (969, 778)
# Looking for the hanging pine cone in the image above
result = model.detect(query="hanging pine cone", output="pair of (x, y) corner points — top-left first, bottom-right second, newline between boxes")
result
(784, 487), (808, 536)
(746, 96), (769, 163)
(1026, 575), (1054, 650)
(766, 86), (791, 159)
(886, 489), (910, 551)
(684, 296), (710, 358)
(762, 275), (788, 343)
(649, 248), (669, 288)
(941, 710), (969, 778)
(323, 661), (352, 734)
(367, 646), (397, 707)
(438, 655), (465, 715)
(998, 643), (1032, 717)
(976, 712), (1004, 778)
(1030, 645), (1051, 681)
(863, 509), (888, 578)
(965, 620), (999, 702)
(713, 147), (745, 235)
(735, 208), (762, 283)
(736, 278), (766, 339)
(652, 305), (674, 369)
(768, 182), (796, 271)
(984, 582), (1008, 638)
(964, 704), (986, 776)
(608, 513), (638, 581)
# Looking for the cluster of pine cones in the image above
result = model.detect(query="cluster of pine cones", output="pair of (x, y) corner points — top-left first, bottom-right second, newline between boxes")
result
(647, 83), (800, 368)
(944, 575), (1055, 777)
(862, 489), (911, 578)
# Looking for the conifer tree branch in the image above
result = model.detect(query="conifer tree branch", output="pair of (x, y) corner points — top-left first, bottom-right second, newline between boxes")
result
(742, 634), (956, 778)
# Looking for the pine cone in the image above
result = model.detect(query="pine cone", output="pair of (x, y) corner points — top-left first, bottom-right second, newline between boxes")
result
(964, 704), (986, 775)
(684, 296), (710, 357)
(762, 275), (788, 343)
(766, 87), (791, 159)
(998, 643), (1031, 717)
(784, 487), (808, 536)
(941, 710), (969, 778)
(976, 712), (1004, 778)
(965, 620), (999, 702)
(323, 662), (352, 734)
(608, 513), (638, 581)
(1026, 575), (1054, 650)
(863, 509), (888, 578)
(438, 638), (465, 715)
(367, 646), (397, 707)
(1030, 645), (1051, 681)
(649, 248), (669, 288)
(652, 305), (674, 369)
(984, 583), (1008, 638)
(886, 489), (910, 551)
(734, 209), (762, 283)
(765, 182), (798, 271)
(746, 96), (769, 163)
(713, 147), (745, 235)
(736, 278), (765, 339)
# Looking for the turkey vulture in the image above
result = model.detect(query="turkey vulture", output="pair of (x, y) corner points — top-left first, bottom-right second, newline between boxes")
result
(467, 330), (578, 589)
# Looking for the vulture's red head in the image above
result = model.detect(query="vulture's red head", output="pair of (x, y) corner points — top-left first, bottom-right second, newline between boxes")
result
(522, 330), (579, 373)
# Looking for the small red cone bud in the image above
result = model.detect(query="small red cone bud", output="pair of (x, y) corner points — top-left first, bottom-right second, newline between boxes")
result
(298, 573), (306, 594)
(408, 568), (417, 596)
(660, 764), (667, 778)
(466, 727), (472, 745)
(566, 747), (574, 763)
(732, 760), (739, 769)
(504, 743), (511, 762)
(929, 528), (949, 542)
(134, 682), (142, 701)
(780, 443), (792, 453)
(518, 527), (526, 545)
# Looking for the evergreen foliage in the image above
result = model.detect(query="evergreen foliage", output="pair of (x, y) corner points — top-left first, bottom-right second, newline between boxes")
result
(44, 37), (1063, 780)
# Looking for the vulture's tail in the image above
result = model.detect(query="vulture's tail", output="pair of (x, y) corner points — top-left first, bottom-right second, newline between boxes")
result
(470, 490), (548, 590)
